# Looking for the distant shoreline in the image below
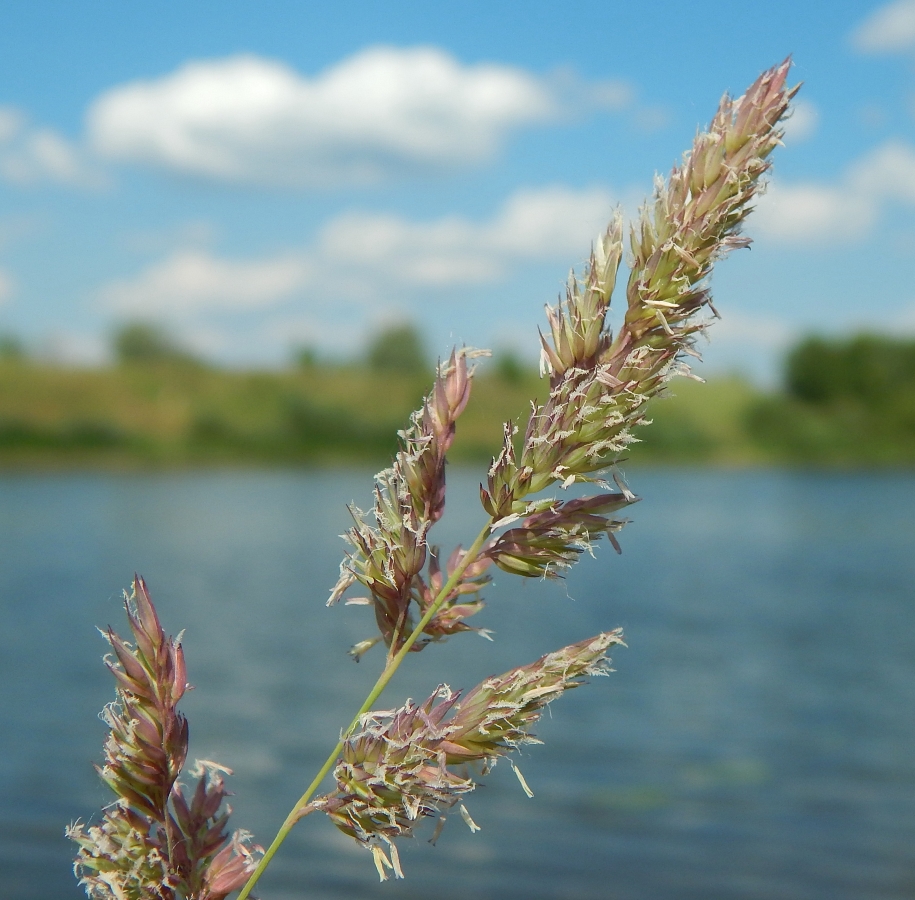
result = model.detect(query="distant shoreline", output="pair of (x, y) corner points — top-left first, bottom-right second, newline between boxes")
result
(2, 360), (914, 468)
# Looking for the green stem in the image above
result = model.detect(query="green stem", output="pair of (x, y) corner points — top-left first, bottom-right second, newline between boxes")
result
(236, 518), (494, 900)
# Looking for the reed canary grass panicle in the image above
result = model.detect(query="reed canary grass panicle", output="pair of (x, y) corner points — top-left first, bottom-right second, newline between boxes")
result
(68, 577), (260, 900)
(539, 211), (624, 381)
(313, 631), (624, 880)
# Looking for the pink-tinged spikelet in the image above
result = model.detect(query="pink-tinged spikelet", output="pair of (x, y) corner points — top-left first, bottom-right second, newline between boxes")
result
(313, 631), (624, 880)
(68, 577), (261, 900)
(484, 60), (798, 517)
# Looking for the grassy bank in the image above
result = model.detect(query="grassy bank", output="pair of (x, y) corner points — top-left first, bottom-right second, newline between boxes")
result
(0, 359), (544, 468)
(1, 356), (913, 469)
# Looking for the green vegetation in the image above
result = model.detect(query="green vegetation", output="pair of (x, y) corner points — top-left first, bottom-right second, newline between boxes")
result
(2, 330), (915, 469)
(745, 334), (915, 465)
(365, 323), (429, 375)
(0, 332), (25, 361)
(0, 352), (545, 468)
(112, 322), (201, 367)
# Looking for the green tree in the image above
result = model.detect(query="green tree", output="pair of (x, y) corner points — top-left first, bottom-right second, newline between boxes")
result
(112, 322), (200, 366)
(365, 323), (428, 375)
(493, 349), (527, 385)
(0, 332), (25, 361)
(292, 345), (319, 370)
(787, 334), (915, 406)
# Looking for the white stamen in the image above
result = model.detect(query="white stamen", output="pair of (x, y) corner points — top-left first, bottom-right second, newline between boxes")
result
(510, 761), (535, 798)
(459, 803), (481, 833)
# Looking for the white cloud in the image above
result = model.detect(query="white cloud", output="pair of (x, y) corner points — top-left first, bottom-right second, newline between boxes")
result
(122, 219), (218, 255)
(87, 47), (629, 187)
(4, 130), (87, 184)
(633, 106), (670, 134)
(319, 212), (507, 285)
(782, 99), (819, 143)
(754, 140), (915, 243)
(847, 139), (915, 200)
(852, 0), (915, 53)
(261, 313), (364, 357)
(0, 105), (102, 188)
(698, 312), (798, 386)
(97, 184), (616, 317)
(491, 185), (617, 256)
(710, 311), (796, 352)
(0, 106), (23, 143)
(753, 182), (875, 243)
(319, 185), (615, 287)
(894, 303), (915, 332)
(99, 251), (312, 315)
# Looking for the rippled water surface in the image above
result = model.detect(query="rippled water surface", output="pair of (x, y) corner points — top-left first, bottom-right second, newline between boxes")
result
(1, 469), (913, 899)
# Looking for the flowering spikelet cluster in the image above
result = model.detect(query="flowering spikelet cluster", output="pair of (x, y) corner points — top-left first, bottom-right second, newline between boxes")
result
(68, 577), (260, 900)
(483, 491), (634, 578)
(483, 61), (797, 554)
(314, 631), (623, 879)
(412, 544), (492, 639)
(330, 348), (491, 653)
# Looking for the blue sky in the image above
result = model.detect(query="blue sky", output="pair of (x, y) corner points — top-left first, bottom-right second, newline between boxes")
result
(0, 0), (914, 382)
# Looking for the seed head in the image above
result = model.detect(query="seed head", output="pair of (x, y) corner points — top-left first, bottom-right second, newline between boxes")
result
(485, 60), (798, 519)
(69, 578), (260, 900)
(314, 631), (624, 879)
(330, 348), (489, 653)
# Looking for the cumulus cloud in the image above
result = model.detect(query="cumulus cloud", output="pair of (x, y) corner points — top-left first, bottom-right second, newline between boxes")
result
(697, 311), (799, 385)
(710, 310), (796, 352)
(0, 104), (102, 188)
(852, 0), (915, 53)
(97, 184), (616, 316)
(848, 139), (915, 199)
(894, 303), (915, 332)
(87, 47), (630, 187)
(753, 182), (875, 243)
(121, 219), (218, 255)
(319, 184), (615, 287)
(754, 140), (915, 243)
(261, 313), (364, 358)
(99, 251), (312, 315)
(782, 99), (819, 143)
(0, 107), (23, 143)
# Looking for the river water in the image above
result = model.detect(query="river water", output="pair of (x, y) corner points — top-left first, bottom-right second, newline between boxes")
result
(1, 468), (913, 900)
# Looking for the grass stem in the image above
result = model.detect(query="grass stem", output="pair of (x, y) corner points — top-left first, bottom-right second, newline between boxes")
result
(236, 518), (494, 900)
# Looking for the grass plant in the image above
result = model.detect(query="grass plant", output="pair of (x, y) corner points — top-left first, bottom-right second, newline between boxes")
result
(69, 61), (797, 898)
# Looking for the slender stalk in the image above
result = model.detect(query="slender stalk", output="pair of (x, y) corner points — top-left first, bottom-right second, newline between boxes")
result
(386, 603), (411, 665)
(236, 519), (494, 900)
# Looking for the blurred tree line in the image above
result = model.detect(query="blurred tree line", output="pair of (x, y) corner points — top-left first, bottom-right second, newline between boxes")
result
(0, 321), (537, 466)
(2, 321), (915, 466)
(746, 335), (915, 464)
(112, 321), (434, 374)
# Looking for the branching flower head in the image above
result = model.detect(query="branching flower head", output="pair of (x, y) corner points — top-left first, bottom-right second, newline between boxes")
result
(73, 62), (798, 900)
(68, 577), (260, 900)
(329, 348), (491, 652)
(313, 631), (624, 880)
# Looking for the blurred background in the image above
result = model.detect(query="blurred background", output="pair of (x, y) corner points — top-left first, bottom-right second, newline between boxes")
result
(1, 1), (914, 898)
